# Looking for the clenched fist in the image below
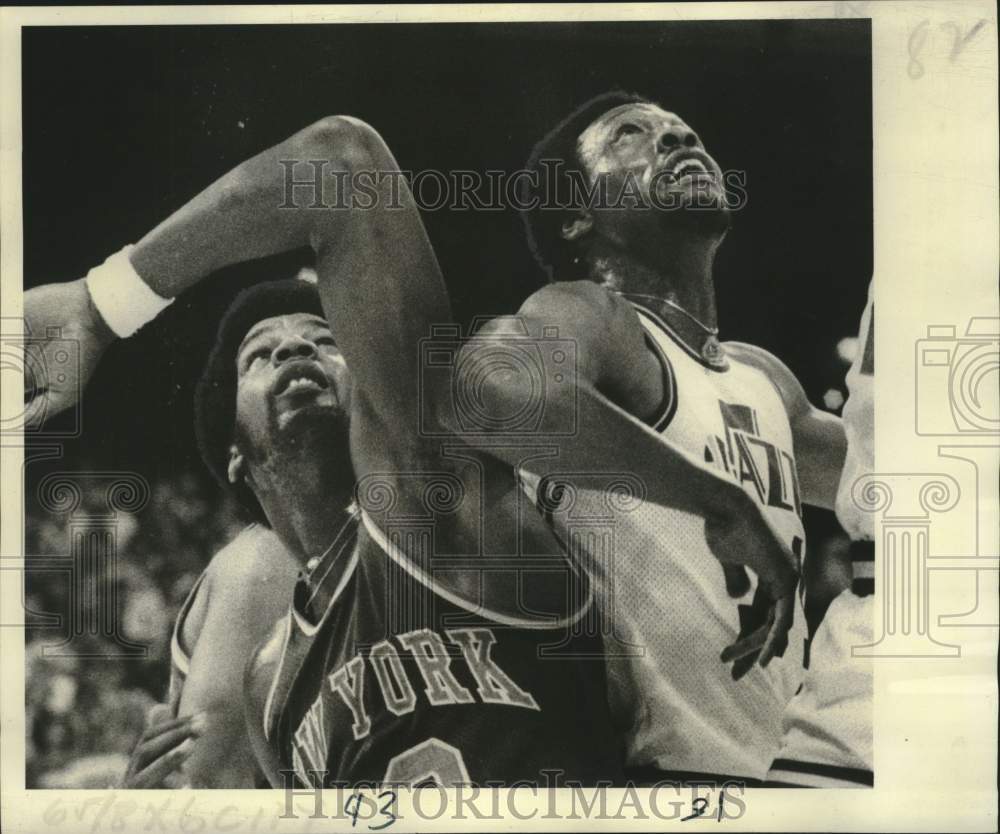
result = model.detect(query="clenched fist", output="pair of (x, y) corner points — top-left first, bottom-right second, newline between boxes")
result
(22, 279), (116, 425)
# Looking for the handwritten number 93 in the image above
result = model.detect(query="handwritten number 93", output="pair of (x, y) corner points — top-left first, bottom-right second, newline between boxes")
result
(908, 19), (987, 80)
(345, 790), (397, 831)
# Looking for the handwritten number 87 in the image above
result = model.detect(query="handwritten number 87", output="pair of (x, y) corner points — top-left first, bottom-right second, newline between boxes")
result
(908, 19), (987, 80)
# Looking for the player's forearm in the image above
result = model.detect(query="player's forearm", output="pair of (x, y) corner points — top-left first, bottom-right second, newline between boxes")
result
(180, 716), (258, 788)
(529, 380), (794, 591)
(128, 116), (369, 299)
(467, 370), (747, 523)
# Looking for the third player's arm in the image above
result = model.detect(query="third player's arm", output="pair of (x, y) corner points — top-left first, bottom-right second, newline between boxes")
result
(725, 342), (847, 511)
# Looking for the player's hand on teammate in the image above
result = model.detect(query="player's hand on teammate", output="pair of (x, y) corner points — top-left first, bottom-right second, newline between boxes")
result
(23, 278), (117, 425)
(705, 490), (800, 680)
(120, 705), (205, 789)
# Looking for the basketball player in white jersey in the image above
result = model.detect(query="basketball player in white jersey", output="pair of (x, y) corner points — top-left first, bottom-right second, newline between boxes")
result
(765, 282), (874, 787)
(484, 91), (851, 783)
(25, 110), (802, 784)
(121, 523), (293, 789)
(164, 523), (298, 787)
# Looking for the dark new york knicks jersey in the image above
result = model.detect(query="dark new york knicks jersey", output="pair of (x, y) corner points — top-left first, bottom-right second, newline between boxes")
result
(520, 304), (808, 782)
(257, 507), (624, 787)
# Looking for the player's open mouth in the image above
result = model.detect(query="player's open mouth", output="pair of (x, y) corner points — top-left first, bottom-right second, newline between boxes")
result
(663, 149), (717, 181)
(273, 362), (331, 399)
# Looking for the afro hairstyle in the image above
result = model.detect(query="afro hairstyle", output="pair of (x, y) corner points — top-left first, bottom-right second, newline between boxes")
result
(194, 277), (326, 524)
(521, 90), (654, 282)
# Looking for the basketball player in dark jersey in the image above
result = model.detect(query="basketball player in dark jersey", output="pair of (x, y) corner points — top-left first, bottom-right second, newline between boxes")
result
(197, 275), (626, 787)
(25, 112), (801, 786)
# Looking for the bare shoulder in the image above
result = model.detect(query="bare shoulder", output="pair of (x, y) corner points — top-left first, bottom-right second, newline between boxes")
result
(202, 525), (299, 611)
(178, 526), (294, 653)
(519, 280), (635, 327)
(724, 340), (790, 375)
(724, 341), (809, 415)
(515, 281), (646, 362)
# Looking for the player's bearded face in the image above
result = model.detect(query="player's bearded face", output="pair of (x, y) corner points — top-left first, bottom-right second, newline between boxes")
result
(575, 103), (730, 236)
(232, 312), (352, 459)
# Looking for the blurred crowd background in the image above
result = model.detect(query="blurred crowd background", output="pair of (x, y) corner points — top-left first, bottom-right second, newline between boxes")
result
(24, 472), (246, 788)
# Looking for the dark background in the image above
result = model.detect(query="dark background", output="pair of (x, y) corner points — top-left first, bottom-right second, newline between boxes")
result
(23, 19), (872, 479)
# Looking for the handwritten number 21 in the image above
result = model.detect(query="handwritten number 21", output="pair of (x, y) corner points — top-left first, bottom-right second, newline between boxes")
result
(681, 793), (730, 822)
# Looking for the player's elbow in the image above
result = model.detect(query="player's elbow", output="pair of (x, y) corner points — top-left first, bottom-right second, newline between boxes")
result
(299, 115), (388, 171)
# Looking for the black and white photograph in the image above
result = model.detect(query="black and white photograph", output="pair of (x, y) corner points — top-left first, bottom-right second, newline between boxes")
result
(2, 3), (997, 832)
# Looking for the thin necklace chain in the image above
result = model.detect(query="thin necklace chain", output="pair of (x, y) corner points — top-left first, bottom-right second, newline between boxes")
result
(615, 291), (719, 336)
(304, 501), (359, 600)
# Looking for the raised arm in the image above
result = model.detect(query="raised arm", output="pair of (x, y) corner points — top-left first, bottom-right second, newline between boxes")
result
(24, 116), (450, 447)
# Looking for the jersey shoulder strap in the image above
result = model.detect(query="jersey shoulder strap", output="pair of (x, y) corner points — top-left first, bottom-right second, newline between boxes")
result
(170, 570), (208, 679)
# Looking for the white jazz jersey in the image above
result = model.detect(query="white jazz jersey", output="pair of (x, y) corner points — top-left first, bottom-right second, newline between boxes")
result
(522, 306), (808, 781)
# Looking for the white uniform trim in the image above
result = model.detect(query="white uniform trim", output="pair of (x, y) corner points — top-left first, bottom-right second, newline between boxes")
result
(169, 571), (207, 678)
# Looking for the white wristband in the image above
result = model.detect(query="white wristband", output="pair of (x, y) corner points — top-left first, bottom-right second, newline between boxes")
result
(84, 245), (174, 338)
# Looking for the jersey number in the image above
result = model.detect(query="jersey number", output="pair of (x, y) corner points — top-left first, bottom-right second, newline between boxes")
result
(383, 738), (470, 786)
